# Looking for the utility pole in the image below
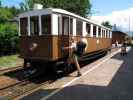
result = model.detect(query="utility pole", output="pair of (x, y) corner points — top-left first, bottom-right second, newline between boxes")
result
(129, 16), (133, 44)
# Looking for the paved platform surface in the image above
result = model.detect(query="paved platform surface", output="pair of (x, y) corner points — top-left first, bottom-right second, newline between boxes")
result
(21, 47), (133, 100)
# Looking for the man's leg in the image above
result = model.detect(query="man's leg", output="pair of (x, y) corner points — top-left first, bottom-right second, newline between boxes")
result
(73, 55), (82, 76)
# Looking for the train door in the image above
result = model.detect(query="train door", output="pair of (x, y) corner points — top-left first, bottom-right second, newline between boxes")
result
(58, 15), (73, 59)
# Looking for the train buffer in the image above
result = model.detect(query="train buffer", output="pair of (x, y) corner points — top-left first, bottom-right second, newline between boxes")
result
(19, 47), (133, 100)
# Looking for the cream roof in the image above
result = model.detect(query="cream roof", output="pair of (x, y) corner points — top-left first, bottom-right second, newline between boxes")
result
(18, 8), (111, 30)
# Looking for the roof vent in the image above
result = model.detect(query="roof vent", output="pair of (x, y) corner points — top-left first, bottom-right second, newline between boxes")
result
(33, 4), (43, 10)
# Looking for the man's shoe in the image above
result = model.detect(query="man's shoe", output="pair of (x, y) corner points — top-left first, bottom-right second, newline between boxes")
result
(77, 72), (82, 77)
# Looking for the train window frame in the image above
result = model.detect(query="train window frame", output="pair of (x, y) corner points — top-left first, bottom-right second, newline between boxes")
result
(58, 14), (63, 35)
(41, 14), (51, 35)
(58, 15), (60, 35)
(61, 15), (73, 36)
(30, 16), (39, 36)
(86, 23), (91, 37)
(62, 15), (69, 35)
(102, 29), (105, 38)
(93, 25), (97, 37)
(76, 19), (83, 36)
(104, 30), (106, 38)
(109, 30), (111, 38)
(98, 27), (101, 37)
(20, 17), (28, 36)
(103, 30), (105, 38)
(106, 30), (108, 38)
(70, 18), (73, 35)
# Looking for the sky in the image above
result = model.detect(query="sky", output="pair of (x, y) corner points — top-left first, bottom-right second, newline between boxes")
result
(91, 0), (133, 35)
(2, 0), (133, 35)
(2, 0), (23, 8)
(91, 0), (133, 16)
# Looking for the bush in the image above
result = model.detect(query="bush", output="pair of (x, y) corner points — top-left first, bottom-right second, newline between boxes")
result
(0, 23), (19, 55)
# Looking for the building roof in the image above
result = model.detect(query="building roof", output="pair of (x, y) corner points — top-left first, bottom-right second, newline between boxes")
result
(112, 31), (128, 36)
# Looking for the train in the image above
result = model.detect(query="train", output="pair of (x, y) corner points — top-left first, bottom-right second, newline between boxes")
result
(112, 31), (127, 44)
(18, 8), (112, 74)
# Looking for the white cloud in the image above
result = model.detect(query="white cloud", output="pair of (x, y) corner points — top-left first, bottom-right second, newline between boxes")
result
(91, 7), (133, 34)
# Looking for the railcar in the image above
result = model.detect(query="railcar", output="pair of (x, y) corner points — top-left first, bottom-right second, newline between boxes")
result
(18, 8), (112, 73)
(112, 31), (127, 44)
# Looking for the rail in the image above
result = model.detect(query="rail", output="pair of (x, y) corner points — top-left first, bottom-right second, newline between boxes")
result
(0, 66), (22, 75)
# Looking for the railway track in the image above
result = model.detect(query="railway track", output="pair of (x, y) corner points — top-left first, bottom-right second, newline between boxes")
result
(0, 76), (56, 100)
(0, 66), (22, 75)
(0, 65), (57, 99)
(0, 68), (27, 92)
(0, 73), (54, 99)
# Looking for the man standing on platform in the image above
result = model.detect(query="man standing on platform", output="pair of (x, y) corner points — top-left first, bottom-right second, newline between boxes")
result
(63, 37), (86, 77)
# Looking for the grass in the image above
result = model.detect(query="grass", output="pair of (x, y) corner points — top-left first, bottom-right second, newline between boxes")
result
(0, 54), (23, 69)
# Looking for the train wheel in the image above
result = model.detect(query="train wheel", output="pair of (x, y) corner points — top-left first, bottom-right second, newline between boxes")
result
(63, 62), (73, 75)
(52, 61), (64, 74)
(23, 59), (27, 68)
(25, 62), (47, 78)
(51, 61), (74, 76)
(23, 59), (32, 68)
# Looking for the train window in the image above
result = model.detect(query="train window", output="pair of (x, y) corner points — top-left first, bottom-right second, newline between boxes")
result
(109, 31), (110, 38)
(103, 30), (105, 38)
(102, 30), (105, 38)
(70, 18), (73, 35)
(93, 25), (96, 37)
(104, 30), (106, 38)
(86, 23), (90, 36)
(41, 15), (51, 35)
(30, 16), (39, 36)
(106, 30), (108, 38)
(98, 27), (101, 37)
(20, 17), (28, 36)
(105, 30), (107, 38)
(62, 16), (69, 35)
(58, 16), (60, 35)
(76, 20), (82, 35)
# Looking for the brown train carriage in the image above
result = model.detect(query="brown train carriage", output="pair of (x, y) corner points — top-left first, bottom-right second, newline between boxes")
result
(18, 8), (112, 70)
(112, 31), (127, 44)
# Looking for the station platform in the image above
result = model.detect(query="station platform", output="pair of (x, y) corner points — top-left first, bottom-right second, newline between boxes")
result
(21, 47), (133, 100)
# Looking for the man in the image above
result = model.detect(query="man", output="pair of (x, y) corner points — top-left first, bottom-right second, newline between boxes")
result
(121, 42), (127, 56)
(63, 37), (86, 77)
(115, 40), (119, 48)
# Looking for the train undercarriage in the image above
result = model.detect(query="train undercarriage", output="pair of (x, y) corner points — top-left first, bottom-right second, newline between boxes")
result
(22, 49), (109, 78)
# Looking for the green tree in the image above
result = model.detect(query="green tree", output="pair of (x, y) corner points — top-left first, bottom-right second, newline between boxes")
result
(10, 6), (20, 16)
(20, 0), (34, 11)
(0, 0), (1, 7)
(0, 6), (19, 23)
(0, 6), (19, 54)
(0, 7), (13, 23)
(101, 21), (112, 29)
(0, 23), (19, 54)
(20, 0), (91, 17)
